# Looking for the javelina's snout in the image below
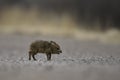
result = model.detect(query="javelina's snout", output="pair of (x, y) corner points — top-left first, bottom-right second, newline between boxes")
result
(58, 50), (62, 54)
(59, 50), (62, 53)
(29, 40), (62, 61)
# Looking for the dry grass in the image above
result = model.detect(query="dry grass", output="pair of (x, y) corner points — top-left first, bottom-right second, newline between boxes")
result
(0, 7), (120, 44)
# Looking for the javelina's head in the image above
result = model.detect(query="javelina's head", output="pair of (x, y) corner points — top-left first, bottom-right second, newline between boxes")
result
(50, 41), (62, 54)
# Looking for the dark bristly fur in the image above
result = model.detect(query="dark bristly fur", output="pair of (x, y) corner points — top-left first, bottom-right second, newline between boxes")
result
(29, 40), (62, 61)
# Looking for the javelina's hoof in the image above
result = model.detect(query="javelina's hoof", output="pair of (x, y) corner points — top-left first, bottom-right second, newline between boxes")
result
(47, 58), (51, 61)
(34, 59), (37, 61)
(33, 58), (37, 61)
(29, 58), (31, 60)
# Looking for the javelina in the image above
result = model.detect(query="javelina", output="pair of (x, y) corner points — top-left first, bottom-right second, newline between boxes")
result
(29, 40), (62, 61)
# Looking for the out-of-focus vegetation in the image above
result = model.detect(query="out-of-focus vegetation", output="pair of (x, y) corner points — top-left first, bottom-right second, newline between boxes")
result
(0, 0), (120, 43)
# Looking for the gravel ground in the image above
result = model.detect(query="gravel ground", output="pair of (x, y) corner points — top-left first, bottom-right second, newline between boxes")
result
(0, 34), (120, 80)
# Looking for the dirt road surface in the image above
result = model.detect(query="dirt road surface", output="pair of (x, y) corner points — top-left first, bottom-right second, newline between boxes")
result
(0, 35), (120, 80)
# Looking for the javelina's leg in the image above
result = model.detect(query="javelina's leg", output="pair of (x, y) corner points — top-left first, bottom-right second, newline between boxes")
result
(29, 51), (32, 60)
(32, 54), (37, 61)
(46, 53), (51, 61)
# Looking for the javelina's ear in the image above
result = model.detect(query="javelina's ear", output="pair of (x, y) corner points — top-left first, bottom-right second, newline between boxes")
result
(50, 41), (56, 45)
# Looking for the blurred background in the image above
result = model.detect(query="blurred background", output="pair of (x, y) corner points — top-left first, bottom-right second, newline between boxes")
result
(0, 0), (120, 43)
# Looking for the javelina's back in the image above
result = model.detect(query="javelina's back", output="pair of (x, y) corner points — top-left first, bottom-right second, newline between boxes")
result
(30, 40), (50, 51)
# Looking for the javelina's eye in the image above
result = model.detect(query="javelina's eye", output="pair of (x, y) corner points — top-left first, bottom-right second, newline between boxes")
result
(57, 47), (59, 50)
